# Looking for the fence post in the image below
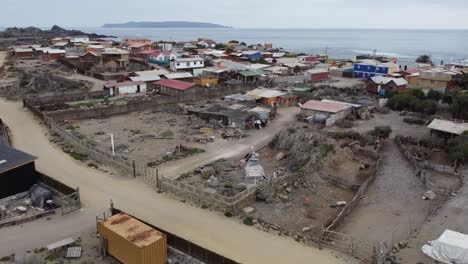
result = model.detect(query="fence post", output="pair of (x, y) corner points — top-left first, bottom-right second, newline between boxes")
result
(132, 161), (136, 178)
(156, 169), (159, 190)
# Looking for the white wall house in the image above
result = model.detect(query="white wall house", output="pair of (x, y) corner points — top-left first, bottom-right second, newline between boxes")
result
(104, 81), (147, 96)
(69, 36), (90, 43)
(170, 57), (205, 71)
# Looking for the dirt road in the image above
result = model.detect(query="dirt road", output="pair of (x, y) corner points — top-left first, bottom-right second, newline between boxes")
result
(63, 72), (106, 91)
(396, 176), (468, 263)
(338, 140), (432, 247)
(0, 51), (5, 67)
(0, 99), (358, 264)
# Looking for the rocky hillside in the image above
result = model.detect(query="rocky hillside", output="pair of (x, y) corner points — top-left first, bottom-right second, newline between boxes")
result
(0, 25), (112, 39)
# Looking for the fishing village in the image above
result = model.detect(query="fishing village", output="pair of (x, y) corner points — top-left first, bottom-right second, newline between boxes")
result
(0, 25), (467, 264)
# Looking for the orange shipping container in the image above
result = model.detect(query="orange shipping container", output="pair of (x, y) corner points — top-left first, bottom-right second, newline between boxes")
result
(98, 213), (167, 264)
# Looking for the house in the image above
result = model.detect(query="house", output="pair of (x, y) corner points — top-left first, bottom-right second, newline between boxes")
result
(242, 51), (261, 61)
(402, 69), (421, 86)
(69, 36), (89, 43)
(183, 43), (198, 50)
(197, 38), (216, 48)
(0, 145), (37, 199)
(300, 100), (353, 126)
(298, 55), (319, 63)
(187, 102), (266, 129)
(353, 60), (399, 79)
(13, 48), (34, 58)
(366, 76), (408, 95)
(100, 48), (130, 71)
(154, 79), (196, 96)
(155, 42), (174, 52)
(307, 68), (330, 81)
(53, 42), (73, 50)
(104, 81), (146, 96)
(246, 88), (288, 106)
(418, 68), (460, 91)
(129, 70), (164, 83)
(170, 57), (205, 71)
(129, 44), (153, 55)
(44, 49), (66, 60)
(163, 72), (194, 81)
(122, 38), (152, 48)
(428, 119), (468, 138)
(148, 51), (177, 65)
(238, 70), (266, 83)
(80, 51), (100, 63)
(86, 45), (105, 53)
(49, 37), (68, 45)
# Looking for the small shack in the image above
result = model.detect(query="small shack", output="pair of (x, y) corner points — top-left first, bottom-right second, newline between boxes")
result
(300, 100), (352, 126)
(0, 145), (37, 199)
(154, 79), (197, 96)
(246, 88), (288, 107)
(104, 81), (146, 96)
(428, 119), (468, 138)
(366, 76), (408, 95)
(98, 213), (167, 264)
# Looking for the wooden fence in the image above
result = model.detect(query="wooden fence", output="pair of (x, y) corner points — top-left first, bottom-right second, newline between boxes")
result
(319, 229), (375, 264)
(324, 158), (382, 232)
(143, 173), (257, 213)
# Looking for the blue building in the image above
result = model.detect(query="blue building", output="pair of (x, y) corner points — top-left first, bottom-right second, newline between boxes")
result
(242, 51), (261, 61)
(353, 60), (398, 79)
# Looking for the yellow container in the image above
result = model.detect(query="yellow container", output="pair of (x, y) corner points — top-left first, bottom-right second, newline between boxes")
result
(98, 213), (167, 264)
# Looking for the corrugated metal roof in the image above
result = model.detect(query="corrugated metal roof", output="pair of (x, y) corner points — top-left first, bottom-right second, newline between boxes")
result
(130, 76), (160, 82)
(155, 79), (195, 90)
(428, 119), (468, 135)
(301, 100), (351, 113)
(307, 68), (329, 74)
(240, 70), (266, 77)
(164, 72), (193, 79)
(0, 145), (37, 174)
(104, 81), (145, 88)
(247, 88), (287, 98)
(101, 213), (164, 248)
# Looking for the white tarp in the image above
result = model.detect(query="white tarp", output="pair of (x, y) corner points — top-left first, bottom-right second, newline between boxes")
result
(422, 230), (468, 264)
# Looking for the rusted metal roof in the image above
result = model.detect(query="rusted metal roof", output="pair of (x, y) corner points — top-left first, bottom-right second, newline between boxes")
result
(155, 79), (195, 90)
(101, 213), (164, 248)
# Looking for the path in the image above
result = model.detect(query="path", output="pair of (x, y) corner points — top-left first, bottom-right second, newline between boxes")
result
(396, 171), (468, 263)
(63, 72), (105, 91)
(0, 51), (5, 67)
(160, 107), (299, 179)
(0, 99), (358, 264)
(338, 140), (432, 247)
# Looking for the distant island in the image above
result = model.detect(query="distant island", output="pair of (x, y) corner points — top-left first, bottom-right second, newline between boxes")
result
(102, 21), (230, 29)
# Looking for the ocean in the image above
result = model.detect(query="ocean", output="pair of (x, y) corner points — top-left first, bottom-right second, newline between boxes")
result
(5, 27), (468, 64)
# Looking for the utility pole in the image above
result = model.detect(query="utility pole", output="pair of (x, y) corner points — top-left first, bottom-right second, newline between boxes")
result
(325, 46), (329, 64)
(373, 49), (377, 61)
(110, 133), (115, 156)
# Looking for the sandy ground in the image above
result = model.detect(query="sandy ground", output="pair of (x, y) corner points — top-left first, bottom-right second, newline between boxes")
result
(327, 112), (435, 247)
(317, 77), (364, 89)
(0, 99), (359, 264)
(396, 182), (468, 263)
(0, 51), (5, 67)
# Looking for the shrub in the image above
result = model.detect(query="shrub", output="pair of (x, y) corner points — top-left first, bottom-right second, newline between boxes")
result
(427, 90), (442, 101)
(448, 133), (468, 162)
(408, 88), (425, 99)
(224, 211), (233, 217)
(223, 184), (233, 189)
(45, 253), (60, 261)
(371, 126), (392, 139)
(243, 216), (255, 226)
(413, 99), (437, 115)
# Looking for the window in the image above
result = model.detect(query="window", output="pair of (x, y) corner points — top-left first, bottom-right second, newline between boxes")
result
(177, 63), (180, 66)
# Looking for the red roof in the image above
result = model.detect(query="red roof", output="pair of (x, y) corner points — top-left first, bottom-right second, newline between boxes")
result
(138, 49), (158, 55)
(301, 100), (351, 113)
(155, 79), (195, 91)
(104, 81), (145, 88)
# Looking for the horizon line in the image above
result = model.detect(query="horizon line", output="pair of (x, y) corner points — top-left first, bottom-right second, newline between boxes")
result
(1, 25), (468, 31)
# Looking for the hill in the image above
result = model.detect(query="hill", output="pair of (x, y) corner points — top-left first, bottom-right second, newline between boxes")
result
(102, 21), (230, 28)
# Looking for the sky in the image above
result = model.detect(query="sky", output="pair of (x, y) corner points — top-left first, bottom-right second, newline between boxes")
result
(2, 0), (468, 29)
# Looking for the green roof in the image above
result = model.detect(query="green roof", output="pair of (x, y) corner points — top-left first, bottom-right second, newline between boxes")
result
(239, 70), (266, 77)
(293, 87), (311, 92)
